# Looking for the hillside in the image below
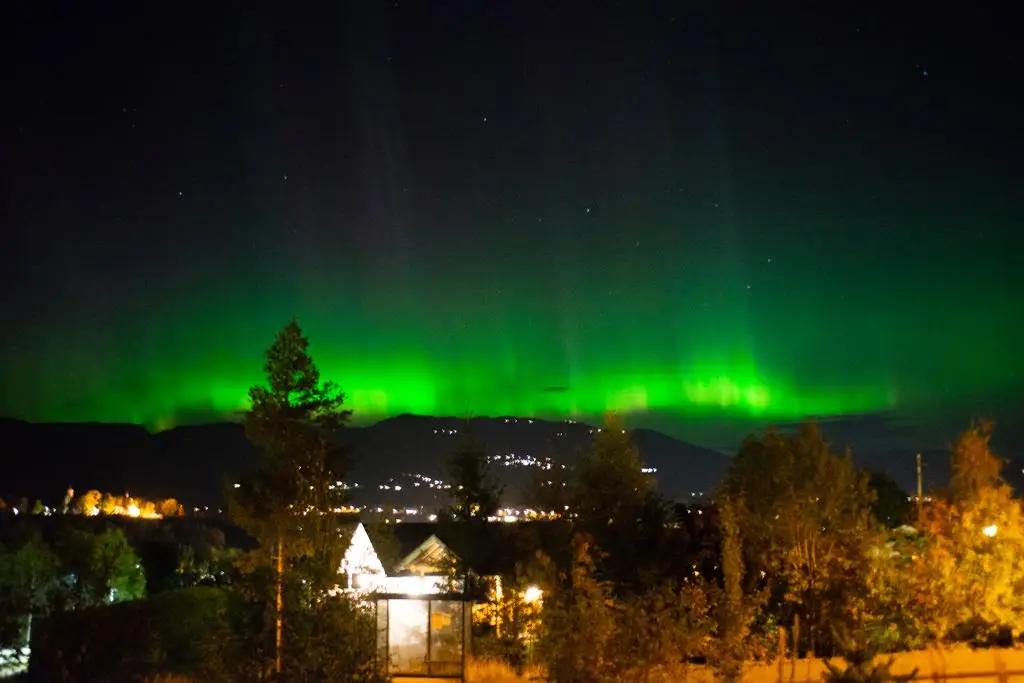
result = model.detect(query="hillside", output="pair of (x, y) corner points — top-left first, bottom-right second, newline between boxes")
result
(0, 415), (729, 508)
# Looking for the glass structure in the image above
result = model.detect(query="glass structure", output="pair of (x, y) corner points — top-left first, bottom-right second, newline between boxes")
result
(376, 596), (471, 680)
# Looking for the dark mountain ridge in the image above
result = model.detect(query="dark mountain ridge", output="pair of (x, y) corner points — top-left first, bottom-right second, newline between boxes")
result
(0, 414), (729, 507)
(5, 412), (1006, 511)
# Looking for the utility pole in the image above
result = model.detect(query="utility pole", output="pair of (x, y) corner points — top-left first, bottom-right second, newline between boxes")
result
(916, 452), (923, 522)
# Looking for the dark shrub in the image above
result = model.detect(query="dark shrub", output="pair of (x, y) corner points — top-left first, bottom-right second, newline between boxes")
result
(29, 587), (229, 683)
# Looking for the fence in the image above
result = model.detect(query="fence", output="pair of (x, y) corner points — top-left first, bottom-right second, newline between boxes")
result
(461, 650), (1024, 683)
(740, 647), (1024, 683)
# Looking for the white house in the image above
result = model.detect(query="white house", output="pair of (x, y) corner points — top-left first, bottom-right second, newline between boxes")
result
(337, 521), (464, 597)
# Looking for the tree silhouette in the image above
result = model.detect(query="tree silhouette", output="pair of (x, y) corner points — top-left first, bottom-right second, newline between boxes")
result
(444, 428), (502, 522)
(572, 414), (654, 527)
(230, 319), (353, 677)
(0, 528), (59, 646)
(568, 414), (670, 590)
(949, 418), (1002, 504)
(866, 470), (911, 528)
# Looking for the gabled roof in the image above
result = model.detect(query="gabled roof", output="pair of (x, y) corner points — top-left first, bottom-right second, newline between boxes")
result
(362, 521), (437, 574)
(359, 520), (572, 577)
(389, 522), (444, 558)
(394, 533), (455, 575)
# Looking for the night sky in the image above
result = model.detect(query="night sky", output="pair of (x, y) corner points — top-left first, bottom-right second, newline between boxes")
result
(2, 2), (1021, 452)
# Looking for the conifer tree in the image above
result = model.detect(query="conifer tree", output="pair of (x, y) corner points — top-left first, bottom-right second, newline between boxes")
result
(229, 320), (354, 678)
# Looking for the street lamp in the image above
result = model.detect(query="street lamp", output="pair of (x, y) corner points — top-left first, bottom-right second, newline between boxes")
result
(982, 524), (998, 538)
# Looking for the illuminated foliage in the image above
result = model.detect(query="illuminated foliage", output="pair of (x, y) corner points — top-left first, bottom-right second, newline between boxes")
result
(714, 494), (749, 682)
(949, 418), (1002, 504)
(865, 522), (956, 649)
(537, 537), (617, 683)
(99, 493), (117, 515)
(72, 490), (164, 518)
(74, 489), (102, 515)
(942, 483), (1024, 638)
(614, 581), (713, 683)
(158, 498), (181, 517)
(473, 568), (546, 672)
(868, 421), (1024, 647)
(722, 423), (879, 656)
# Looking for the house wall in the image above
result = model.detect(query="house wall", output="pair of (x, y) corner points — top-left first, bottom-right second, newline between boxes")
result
(340, 523), (386, 576)
(353, 573), (457, 595)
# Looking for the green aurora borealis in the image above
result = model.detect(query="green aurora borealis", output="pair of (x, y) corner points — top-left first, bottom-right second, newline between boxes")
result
(4, 154), (1021, 436)
(3, 2), (1022, 441)
(6, 242), (1020, 436)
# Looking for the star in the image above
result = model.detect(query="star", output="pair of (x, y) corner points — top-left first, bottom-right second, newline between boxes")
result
(585, 207), (591, 214)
